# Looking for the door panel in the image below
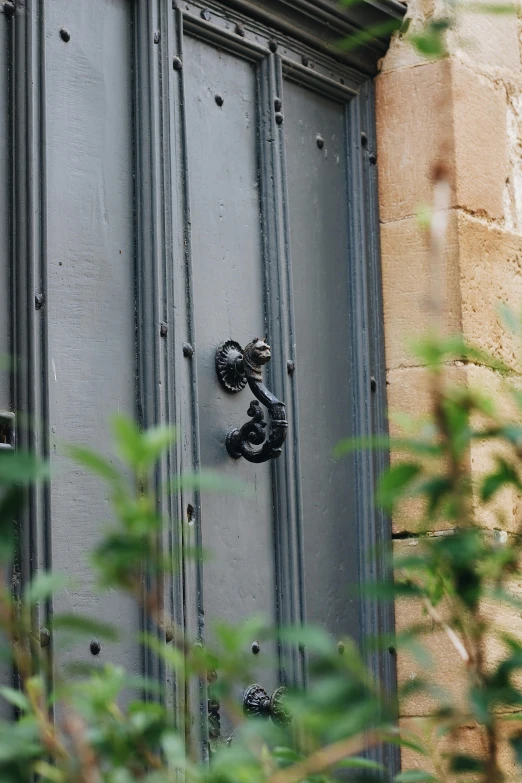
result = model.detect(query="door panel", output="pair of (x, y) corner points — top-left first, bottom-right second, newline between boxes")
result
(44, 0), (139, 674)
(3, 1), (394, 762)
(284, 82), (358, 641)
(183, 35), (278, 685)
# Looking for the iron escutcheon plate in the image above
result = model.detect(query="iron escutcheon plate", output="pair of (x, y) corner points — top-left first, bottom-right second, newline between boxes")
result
(215, 340), (247, 393)
(243, 684), (271, 719)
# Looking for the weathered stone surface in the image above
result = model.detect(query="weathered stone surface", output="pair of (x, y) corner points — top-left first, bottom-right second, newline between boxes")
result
(376, 61), (508, 223)
(395, 534), (522, 724)
(386, 363), (522, 534)
(450, 0), (521, 73)
(458, 214), (522, 369)
(377, 7), (521, 773)
(386, 367), (459, 534)
(376, 59), (455, 223)
(380, 213), (461, 370)
(400, 717), (487, 777)
(400, 716), (522, 780)
(394, 539), (469, 717)
(453, 62), (509, 220)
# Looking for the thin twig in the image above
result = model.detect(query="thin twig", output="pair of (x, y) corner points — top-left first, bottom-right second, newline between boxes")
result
(265, 730), (394, 783)
(422, 597), (470, 664)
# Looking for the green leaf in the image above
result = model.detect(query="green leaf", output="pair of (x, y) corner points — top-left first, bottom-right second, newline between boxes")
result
(0, 451), (49, 485)
(278, 625), (334, 656)
(66, 446), (121, 482)
(142, 424), (178, 460)
(450, 754), (484, 772)
(168, 469), (248, 496)
(337, 19), (401, 53)
(466, 2), (518, 14)
(510, 731), (522, 767)
(271, 746), (300, 763)
(480, 457), (521, 501)
(32, 761), (65, 782)
(333, 435), (390, 459)
(409, 17), (450, 58)
(413, 476), (452, 515)
(377, 462), (421, 509)
(394, 772), (437, 783)
(51, 613), (118, 641)
(0, 486), (23, 561)
(111, 414), (143, 467)
(336, 757), (384, 771)
(24, 572), (70, 605)
(0, 686), (29, 712)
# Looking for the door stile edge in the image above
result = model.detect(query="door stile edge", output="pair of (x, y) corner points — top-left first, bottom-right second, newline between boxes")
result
(11, 0), (52, 694)
(166, 7), (207, 757)
(134, 0), (174, 709)
(157, 0), (185, 722)
(346, 86), (400, 776)
(360, 78), (400, 775)
(261, 55), (307, 690)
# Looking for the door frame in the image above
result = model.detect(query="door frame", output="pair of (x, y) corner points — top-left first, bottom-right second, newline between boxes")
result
(9, 0), (404, 771)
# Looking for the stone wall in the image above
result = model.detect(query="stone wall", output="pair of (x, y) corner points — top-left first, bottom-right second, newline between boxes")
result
(375, 2), (522, 777)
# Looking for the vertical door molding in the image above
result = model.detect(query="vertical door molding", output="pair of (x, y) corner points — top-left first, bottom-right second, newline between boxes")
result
(0, 5), (12, 722)
(133, 0), (194, 730)
(258, 52), (306, 690)
(134, 0), (207, 745)
(347, 81), (400, 775)
(133, 0), (169, 706)
(11, 0), (51, 663)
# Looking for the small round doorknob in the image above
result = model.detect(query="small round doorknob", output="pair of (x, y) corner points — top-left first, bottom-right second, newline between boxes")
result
(243, 684), (292, 726)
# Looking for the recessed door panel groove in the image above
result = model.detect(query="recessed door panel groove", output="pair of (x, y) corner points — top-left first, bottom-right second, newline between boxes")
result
(282, 79), (358, 641)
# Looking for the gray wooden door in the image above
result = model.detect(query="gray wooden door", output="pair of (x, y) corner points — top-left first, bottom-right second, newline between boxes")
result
(1, 0), (403, 766)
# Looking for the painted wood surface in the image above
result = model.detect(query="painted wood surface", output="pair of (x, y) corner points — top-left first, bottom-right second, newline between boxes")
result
(0, 11), (11, 721)
(284, 81), (359, 640)
(1, 1), (399, 768)
(42, 0), (140, 676)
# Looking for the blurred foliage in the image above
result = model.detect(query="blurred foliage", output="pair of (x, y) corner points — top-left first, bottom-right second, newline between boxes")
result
(336, 319), (522, 782)
(0, 2), (521, 781)
(0, 415), (397, 783)
(4, 321), (522, 781)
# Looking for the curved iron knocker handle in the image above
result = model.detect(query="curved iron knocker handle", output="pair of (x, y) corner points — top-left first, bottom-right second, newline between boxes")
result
(215, 338), (288, 463)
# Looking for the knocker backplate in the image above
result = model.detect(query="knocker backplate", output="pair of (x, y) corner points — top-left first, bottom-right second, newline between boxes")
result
(215, 340), (247, 393)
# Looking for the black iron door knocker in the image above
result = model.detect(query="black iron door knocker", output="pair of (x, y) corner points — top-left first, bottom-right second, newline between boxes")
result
(215, 338), (288, 463)
(243, 684), (292, 726)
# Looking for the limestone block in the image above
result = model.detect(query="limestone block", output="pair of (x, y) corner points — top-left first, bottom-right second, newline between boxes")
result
(400, 717), (487, 778)
(450, 0), (521, 73)
(376, 60), (508, 224)
(380, 213), (461, 370)
(458, 214), (522, 370)
(453, 61), (509, 220)
(386, 363), (522, 534)
(386, 367), (460, 534)
(376, 59), (455, 223)
(394, 539), (469, 717)
(394, 535), (522, 720)
(400, 717), (522, 781)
